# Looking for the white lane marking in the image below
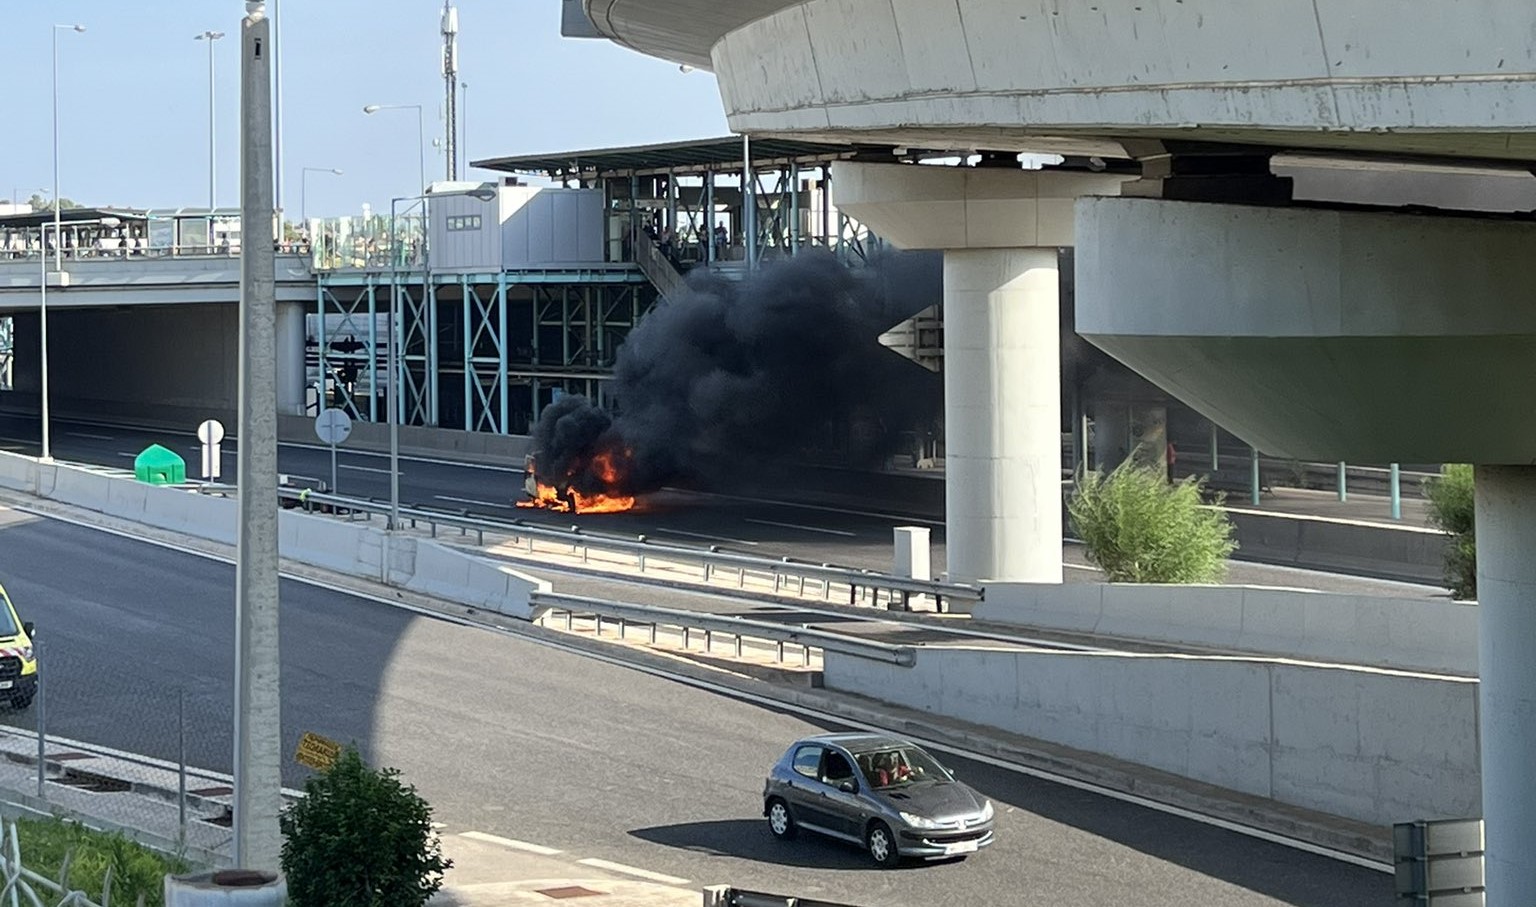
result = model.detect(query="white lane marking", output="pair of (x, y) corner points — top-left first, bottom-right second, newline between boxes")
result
(339, 464), (393, 474)
(575, 858), (689, 886)
(435, 494), (512, 509)
(460, 831), (562, 855)
(653, 528), (759, 546)
(65, 432), (114, 441)
(674, 488), (945, 528)
(115, 452), (137, 458)
(15, 503), (1388, 874)
(743, 518), (857, 538)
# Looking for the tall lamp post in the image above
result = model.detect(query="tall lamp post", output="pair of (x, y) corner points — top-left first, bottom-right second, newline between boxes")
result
(194, 31), (225, 210)
(363, 104), (426, 194)
(42, 22), (86, 463)
(300, 167), (342, 225)
(386, 185), (494, 529)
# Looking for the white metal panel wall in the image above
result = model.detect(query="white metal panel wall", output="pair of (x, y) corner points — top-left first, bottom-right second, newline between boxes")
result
(429, 193), (501, 271)
(500, 187), (605, 266)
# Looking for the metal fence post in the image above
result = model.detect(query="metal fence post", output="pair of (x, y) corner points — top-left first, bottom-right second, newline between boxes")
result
(34, 637), (44, 800)
(178, 687), (188, 850)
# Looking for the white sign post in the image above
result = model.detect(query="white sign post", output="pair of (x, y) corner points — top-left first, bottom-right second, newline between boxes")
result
(196, 419), (225, 480)
(314, 408), (353, 496)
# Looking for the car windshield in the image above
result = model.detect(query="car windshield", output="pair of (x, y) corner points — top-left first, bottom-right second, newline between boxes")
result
(854, 745), (952, 790)
(0, 591), (19, 638)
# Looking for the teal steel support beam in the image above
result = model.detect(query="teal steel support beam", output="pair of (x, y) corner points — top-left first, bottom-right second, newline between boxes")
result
(1250, 447), (1261, 506)
(315, 280), (327, 412)
(790, 161), (800, 252)
(1390, 462), (1402, 519)
(366, 281), (378, 422)
(498, 273), (508, 434)
(462, 274), (472, 432)
(1338, 462), (1348, 502)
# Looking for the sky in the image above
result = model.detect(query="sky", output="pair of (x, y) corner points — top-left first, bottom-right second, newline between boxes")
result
(0, 0), (729, 218)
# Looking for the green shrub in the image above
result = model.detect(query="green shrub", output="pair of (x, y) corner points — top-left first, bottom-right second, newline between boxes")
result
(1423, 463), (1476, 599)
(13, 814), (189, 907)
(281, 746), (451, 907)
(1069, 458), (1238, 583)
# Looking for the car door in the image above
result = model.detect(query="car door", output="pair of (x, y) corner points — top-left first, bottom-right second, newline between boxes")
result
(784, 744), (837, 832)
(817, 748), (867, 839)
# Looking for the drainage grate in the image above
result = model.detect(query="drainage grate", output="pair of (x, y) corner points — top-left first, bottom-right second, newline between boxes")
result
(50, 769), (131, 794)
(536, 887), (604, 900)
(201, 807), (233, 828)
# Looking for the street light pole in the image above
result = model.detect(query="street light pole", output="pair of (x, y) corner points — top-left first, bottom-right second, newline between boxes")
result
(195, 31), (225, 211)
(44, 23), (85, 463)
(300, 167), (342, 225)
(233, 0), (282, 873)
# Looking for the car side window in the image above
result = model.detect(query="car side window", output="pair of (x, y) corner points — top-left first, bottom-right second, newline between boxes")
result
(792, 746), (822, 779)
(822, 750), (855, 785)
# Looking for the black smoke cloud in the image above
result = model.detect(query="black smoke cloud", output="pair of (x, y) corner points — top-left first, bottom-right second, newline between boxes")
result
(529, 249), (942, 498)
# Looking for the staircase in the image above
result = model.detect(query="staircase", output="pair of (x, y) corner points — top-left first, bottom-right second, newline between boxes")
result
(632, 238), (689, 301)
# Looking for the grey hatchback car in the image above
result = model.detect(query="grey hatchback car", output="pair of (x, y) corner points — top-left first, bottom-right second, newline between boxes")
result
(762, 733), (995, 867)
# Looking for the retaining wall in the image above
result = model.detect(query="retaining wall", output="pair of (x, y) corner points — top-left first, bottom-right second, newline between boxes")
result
(975, 582), (1477, 676)
(825, 646), (1481, 829)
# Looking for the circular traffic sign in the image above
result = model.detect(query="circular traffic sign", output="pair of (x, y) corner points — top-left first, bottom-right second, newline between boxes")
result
(197, 419), (225, 446)
(314, 408), (353, 445)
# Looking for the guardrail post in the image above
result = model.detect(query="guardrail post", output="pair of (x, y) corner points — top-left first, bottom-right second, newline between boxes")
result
(775, 640), (785, 663)
(734, 634), (743, 658)
(1390, 462), (1402, 520)
(1250, 447), (1261, 505)
(703, 562), (712, 582)
(563, 610), (573, 631)
(648, 623), (657, 645)
(595, 614), (604, 637)
(737, 568), (745, 588)
(618, 617), (627, 640)
(704, 629), (713, 653)
(682, 626), (691, 649)
(801, 644), (811, 667)
(178, 687), (188, 850)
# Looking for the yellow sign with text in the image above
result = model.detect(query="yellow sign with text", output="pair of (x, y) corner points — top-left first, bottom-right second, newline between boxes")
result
(295, 731), (342, 771)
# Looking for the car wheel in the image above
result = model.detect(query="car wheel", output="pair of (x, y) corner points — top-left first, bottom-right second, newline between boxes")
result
(766, 798), (797, 840)
(867, 821), (900, 868)
(10, 695), (32, 711)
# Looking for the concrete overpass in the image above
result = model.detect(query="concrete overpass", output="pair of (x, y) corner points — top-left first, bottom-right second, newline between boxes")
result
(565, 0), (1536, 901)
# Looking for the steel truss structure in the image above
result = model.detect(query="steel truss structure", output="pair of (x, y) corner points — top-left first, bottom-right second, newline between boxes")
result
(314, 270), (655, 436)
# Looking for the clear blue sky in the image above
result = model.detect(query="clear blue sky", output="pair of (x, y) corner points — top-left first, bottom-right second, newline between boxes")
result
(2, 1), (728, 217)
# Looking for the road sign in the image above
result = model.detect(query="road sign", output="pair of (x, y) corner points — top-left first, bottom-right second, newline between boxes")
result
(314, 408), (352, 445)
(294, 731), (342, 772)
(315, 408), (353, 496)
(196, 419), (225, 480)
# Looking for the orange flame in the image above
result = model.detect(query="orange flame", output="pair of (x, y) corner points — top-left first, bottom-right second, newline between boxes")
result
(517, 448), (637, 514)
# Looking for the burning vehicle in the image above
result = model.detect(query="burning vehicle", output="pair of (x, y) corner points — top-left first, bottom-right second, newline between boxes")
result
(516, 250), (943, 516)
(518, 448), (637, 514)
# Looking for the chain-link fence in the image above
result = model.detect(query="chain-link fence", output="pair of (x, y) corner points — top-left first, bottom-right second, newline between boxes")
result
(0, 638), (246, 865)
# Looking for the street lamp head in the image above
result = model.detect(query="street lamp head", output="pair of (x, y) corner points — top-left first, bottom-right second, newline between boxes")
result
(330, 169), (344, 175)
(54, 24), (86, 33)
(362, 105), (381, 114)
(196, 30), (226, 40)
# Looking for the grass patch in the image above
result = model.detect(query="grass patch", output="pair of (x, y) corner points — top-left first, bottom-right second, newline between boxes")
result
(9, 814), (191, 907)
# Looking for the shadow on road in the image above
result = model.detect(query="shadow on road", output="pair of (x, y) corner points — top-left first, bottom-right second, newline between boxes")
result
(628, 818), (963, 873)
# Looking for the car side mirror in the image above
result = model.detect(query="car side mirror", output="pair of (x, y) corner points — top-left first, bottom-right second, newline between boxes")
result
(839, 780), (857, 794)
(22, 622), (33, 637)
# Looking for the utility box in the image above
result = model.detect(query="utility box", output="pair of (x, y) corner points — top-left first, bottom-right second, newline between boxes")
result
(134, 444), (187, 485)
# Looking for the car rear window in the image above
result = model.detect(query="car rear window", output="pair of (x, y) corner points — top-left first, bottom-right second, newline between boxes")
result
(792, 745), (821, 778)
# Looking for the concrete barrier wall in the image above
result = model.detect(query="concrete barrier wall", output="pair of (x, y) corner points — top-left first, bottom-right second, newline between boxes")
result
(824, 647), (1481, 828)
(0, 451), (548, 619)
(975, 582), (1477, 676)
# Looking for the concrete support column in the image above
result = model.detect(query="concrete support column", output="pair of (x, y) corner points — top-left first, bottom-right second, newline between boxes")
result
(1476, 465), (1536, 903)
(275, 300), (306, 416)
(945, 248), (1062, 583)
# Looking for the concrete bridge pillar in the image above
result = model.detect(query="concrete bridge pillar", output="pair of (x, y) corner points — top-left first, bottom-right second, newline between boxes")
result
(831, 162), (1127, 583)
(1478, 465), (1536, 901)
(275, 301), (307, 416)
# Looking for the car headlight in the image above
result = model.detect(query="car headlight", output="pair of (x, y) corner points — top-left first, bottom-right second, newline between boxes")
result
(978, 800), (993, 822)
(899, 811), (943, 829)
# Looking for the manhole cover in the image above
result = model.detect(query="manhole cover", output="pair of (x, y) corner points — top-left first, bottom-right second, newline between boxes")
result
(536, 887), (604, 899)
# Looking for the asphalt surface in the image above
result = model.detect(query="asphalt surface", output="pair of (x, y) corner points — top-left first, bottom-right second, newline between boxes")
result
(0, 505), (1392, 905)
(0, 413), (1445, 599)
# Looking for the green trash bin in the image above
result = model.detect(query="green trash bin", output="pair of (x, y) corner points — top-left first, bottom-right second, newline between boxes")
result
(134, 444), (187, 485)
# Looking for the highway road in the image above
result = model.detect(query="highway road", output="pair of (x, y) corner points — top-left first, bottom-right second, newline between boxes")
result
(0, 413), (1443, 600)
(0, 504), (1391, 905)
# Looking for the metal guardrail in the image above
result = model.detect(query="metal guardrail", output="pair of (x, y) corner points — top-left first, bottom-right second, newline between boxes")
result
(532, 592), (917, 667)
(263, 486), (984, 613)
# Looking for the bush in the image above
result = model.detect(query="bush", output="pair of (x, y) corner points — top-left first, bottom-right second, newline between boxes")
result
(1423, 463), (1476, 599)
(280, 746), (451, 907)
(13, 814), (189, 907)
(1069, 458), (1238, 583)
